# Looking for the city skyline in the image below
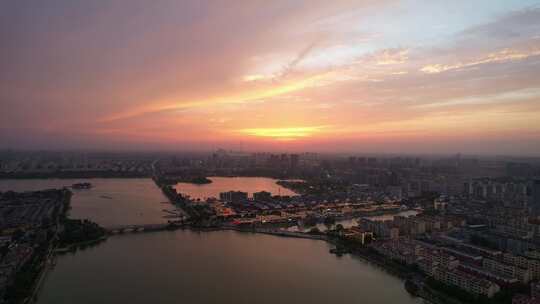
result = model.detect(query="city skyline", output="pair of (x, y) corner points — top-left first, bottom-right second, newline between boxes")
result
(2, 1), (540, 155)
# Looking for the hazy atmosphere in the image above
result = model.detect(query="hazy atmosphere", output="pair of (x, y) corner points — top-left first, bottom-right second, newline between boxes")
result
(1, 0), (540, 155)
(3, 3), (540, 304)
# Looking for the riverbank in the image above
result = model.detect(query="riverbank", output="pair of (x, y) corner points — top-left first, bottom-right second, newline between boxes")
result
(25, 245), (57, 304)
(28, 230), (108, 303)
(54, 236), (108, 254)
(225, 226), (328, 241)
(0, 172), (150, 179)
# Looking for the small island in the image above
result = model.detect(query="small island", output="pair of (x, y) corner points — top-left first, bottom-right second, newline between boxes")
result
(154, 176), (212, 185)
(188, 176), (212, 184)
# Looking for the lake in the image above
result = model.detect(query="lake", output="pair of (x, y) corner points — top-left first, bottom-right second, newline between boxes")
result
(1, 178), (423, 304)
(36, 230), (422, 304)
(0, 178), (171, 227)
(174, 176), (297, 200)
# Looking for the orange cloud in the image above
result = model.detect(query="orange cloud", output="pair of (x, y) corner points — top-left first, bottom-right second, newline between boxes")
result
(101, 73), (331, 122)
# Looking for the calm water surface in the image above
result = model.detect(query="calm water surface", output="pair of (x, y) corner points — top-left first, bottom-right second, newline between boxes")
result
(37, 230), (422, 304)
(0, 178), (170, 227)
(1, 179), (422, 304)
(175, 176), (297, 200)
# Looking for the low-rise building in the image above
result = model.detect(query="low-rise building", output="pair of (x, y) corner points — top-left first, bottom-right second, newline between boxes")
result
(343, 227), (374, 245)
(503, 253), (540, 280)
(483, 258), (531, 284)
(434, 267), (500, 298)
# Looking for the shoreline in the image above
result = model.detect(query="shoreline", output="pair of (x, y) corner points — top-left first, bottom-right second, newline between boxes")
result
(230, 227), (439, 303)
(54, 236), (108, 254)
(18, 178), (419, 304)
(24, 246), (55, 304)
(36, 224), (438, 304)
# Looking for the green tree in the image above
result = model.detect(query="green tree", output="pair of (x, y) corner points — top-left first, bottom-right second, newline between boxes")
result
(309, 227), (321, 234)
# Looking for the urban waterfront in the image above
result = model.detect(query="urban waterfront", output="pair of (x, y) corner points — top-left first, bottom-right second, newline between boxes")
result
(36, 230), (421, 304)
(1, 178), (421, 304)
(174, 177), (297, 200)
(287, 210), (419, 233)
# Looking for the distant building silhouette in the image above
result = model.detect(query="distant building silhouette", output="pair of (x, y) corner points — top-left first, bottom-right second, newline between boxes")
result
(533, 180), (540, 216)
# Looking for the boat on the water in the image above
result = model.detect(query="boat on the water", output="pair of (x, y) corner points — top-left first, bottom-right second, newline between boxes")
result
(72, 182), (92, 189)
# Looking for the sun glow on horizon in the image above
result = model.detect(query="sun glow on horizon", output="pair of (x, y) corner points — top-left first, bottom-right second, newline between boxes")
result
(3, 1), (540, 154)
(239, 126), (327, 140)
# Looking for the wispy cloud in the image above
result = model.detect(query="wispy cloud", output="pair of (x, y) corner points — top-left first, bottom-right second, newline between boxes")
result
(101, 73), (332, 122)
(413, 87), (540, 109)
(420, 48), (540, 74)
(281, 39), (322, 77)
(373, 48), (409, 65)
(3, 1), (540, 153)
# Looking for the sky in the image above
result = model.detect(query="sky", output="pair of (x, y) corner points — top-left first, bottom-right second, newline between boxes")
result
(1, 0), (540, 155)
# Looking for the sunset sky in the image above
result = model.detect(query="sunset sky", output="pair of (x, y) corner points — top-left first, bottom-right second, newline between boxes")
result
(1, 0), (540, 155)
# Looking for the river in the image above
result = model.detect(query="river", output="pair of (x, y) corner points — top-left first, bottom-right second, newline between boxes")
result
(0, 178), (423, 304)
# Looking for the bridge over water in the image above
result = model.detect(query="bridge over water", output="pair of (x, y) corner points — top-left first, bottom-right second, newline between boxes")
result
(105, 223), (178, 234)
(105, 223), (324, 241)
